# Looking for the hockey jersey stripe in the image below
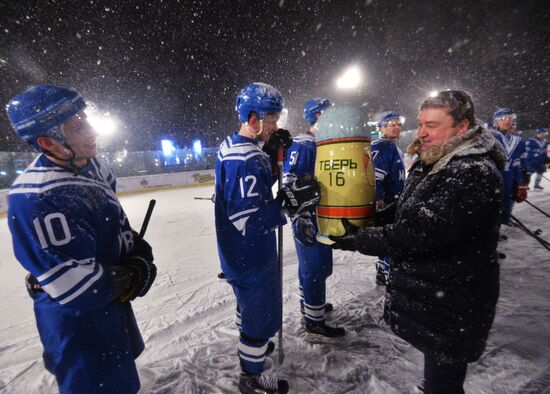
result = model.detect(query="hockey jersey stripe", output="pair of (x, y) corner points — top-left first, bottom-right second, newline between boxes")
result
(229, 207), (259, 221)
(220, 151), (266, 162)
(37, 258), (92, 281)
(57, 265), (104, 305)
(40, 259), (99, 298)
(9, 180), (116, 197)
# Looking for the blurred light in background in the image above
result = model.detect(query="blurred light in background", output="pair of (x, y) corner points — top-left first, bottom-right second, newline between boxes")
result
(161, 139), (176, 157)
(336, 65), (362, 90)
(193, 139), (202, 156)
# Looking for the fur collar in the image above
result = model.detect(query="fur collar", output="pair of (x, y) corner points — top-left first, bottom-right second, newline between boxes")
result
(407, 125), (505, 174)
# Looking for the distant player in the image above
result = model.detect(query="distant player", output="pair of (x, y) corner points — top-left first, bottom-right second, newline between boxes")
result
(525, 128), (549, 190)
(215, 82), (320, 394)
(491, 108), (528, 227)
(371, 111), (406, 285)
(6, 84), (157, 393)
(283, 98), (345, 338)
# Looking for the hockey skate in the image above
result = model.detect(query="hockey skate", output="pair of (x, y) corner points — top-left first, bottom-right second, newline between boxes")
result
(304, 321), (346, 342)
(238, 372), (289, 394)
(534, 184), (544, 190)
(300, 302), (333, 315)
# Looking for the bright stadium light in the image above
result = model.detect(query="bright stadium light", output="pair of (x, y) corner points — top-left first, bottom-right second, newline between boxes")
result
(336, 65), (362, 90)
(86, 103), (118, 135)
(193, 139), (202, 156)
(161, 139), (176, 157)
(429, 90), (439, 97)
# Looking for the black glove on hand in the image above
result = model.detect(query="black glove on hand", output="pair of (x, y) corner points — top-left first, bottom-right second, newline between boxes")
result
(292, 212), (316, 246)
(262, 129), (293, 163)
(277, 177), (320, 217)
(121, 233), (156, 301)
(328, 218), (359, 251)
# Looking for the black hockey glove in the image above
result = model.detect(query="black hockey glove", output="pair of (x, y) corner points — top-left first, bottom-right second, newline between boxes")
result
(292, 212), (316, 246)
(276, 177), (320, 217)
(262, 129), (293, 164)
(328, 218), (360, 251)
(120, 233), (156, 301)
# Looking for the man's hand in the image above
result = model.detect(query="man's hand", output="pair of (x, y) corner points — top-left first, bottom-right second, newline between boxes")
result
(329, 218), (360, 251)
(514, 183), (528, 203)
(277, 177), (320, 217)
(262, 129), (293, 164)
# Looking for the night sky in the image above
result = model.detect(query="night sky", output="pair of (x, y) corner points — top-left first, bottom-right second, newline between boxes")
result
(1, 0), (549, 152)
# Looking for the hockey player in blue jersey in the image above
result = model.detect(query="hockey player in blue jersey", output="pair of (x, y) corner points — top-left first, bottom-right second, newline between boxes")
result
(525, 128), (549, 190)
(283, 98), (346, 338)
(371, 111), (406, 285)
(215, 83), (321, 394)
(6, 84), (157, 394)
(491, 108), (528, 228)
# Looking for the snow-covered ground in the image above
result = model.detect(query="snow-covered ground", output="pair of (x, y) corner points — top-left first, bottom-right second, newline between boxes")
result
(1, 180), (550, 393)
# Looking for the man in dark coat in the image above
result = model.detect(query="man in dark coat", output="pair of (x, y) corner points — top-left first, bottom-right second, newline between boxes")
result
(330, 90), (505, 394)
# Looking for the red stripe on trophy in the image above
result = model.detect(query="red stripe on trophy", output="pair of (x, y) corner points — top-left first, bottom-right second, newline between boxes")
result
(317, 205), (375, 218)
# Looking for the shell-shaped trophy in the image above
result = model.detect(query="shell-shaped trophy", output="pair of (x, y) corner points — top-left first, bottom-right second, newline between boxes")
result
(315, 103), (376, 244)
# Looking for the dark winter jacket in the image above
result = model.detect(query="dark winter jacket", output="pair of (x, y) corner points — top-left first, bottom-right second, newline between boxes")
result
(357, 125), (505, 363)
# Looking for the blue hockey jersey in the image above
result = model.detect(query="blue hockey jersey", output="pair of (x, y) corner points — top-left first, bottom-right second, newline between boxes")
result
(282, 131), (316, 185)
(215, 133), (287, 281)
(491, 130), (527, 185)
(491, 130), (528, 224)
(526, 137), (549, 173)
(8, 154), (143, 394)
(371, 137), (406, 203)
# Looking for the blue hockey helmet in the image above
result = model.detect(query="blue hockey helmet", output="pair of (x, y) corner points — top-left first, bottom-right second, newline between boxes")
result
(492, 107), (516, 129)
(235, 82), (284, 123)
(377, 111), (401, 128)
(493, 107), (515, 121)
(303, 98), (331, 125)
(535, 128), (548, 135)
(6, 84), (86, 150)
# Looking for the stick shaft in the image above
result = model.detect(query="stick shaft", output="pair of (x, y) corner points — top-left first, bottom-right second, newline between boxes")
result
(277, 146), (285, 365)
(138, 199), (156, 239)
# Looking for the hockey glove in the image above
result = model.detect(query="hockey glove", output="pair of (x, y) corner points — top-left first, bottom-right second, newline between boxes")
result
(276, 177), (320, 217)
(120, 233), (156, 301)
(328, 218), (360, 251)
(292, 212), (316, 246)
(513, 183), (528, 203)
(262, 129), (293, 164)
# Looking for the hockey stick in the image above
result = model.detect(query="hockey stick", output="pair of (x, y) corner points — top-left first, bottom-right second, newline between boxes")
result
(120, 199), (156, 302)
(277, 146), (285, 365)
(194, 195), (215, 202)
(543, 175), (550, 182)
(510, 214), (550, 252)
(525, 200), (550, 220)
(138, 199), (157, 239)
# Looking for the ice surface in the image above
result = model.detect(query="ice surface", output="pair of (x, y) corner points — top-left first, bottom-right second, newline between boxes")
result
(1, 180), (549, 393)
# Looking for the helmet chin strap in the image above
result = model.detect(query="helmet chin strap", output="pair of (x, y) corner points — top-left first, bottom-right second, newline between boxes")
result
(42, 144), (80, 175)
(247, 119), (264, 139)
